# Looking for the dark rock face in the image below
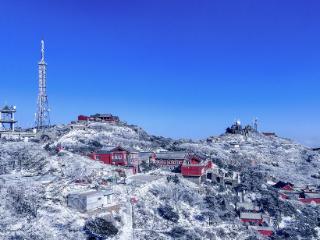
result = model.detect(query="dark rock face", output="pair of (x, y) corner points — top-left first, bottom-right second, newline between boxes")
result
(84, 218), (119, 239)
(158, 205), (179, 223)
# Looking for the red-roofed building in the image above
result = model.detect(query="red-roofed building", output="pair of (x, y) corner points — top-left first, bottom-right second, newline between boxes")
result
(181, 156), (213, 177)
(299, 193), (320, 204)
(249, 226), (274, 237)
(240, 212), (263, 225)
(78, 113), (120, 123)
(89, 146), (139, 174)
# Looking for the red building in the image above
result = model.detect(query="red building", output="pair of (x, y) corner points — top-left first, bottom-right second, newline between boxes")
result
(89, 146), (139, 173)
(279, 192), (290, 200)
(273, 181), (294, 191)
(78, 113), (120, 123)
(240, 212), (263, 225)
(249, 226), (274, 237)
(78, 115), (89, 121)
(155, 152), (188, 170)
(181, 156), (213, 177)
(299, 193), (320, 204)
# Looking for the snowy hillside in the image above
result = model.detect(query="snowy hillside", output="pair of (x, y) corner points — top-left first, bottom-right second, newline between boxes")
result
(54, 122), (168, 153)
(53, 122), (320, 186)
(0, 121), (319, 239)
(176, 133), (320, 185)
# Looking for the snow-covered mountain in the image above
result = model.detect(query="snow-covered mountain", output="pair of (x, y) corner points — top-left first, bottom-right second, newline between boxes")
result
(0, 121), (319, 239)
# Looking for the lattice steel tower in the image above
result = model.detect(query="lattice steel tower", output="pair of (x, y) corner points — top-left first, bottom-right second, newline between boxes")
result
(35, 40), (50, 129)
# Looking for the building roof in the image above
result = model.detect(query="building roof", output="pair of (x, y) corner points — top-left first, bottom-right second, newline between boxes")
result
(156, 151), (206, 161)
(69, 189), (113, 198)
(240, 212), (262, 220)
(273, 181), (294, 189)
(0, 105), (16, 113)
(304, 193), (320, 199)
(236, 202), (260, 211)
(262, 132), (277, 136)
(249, 226), (274, 231)
(0, 120), (17, 123)
(156, 151), (189, 160)
(69, 191), (101, 198)
(138, 152), (155, 160)
(96, 146), (137, 154)
(90, 113), (119, 119)
(97, 146), (118, 154)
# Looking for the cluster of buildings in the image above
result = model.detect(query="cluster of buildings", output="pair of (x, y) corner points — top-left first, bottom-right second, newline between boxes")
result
(225, 119), (258, 136)
(274, 181), (320, 204)
(235, 180), (320, 237)
(87, 146), (215, 184)
(63, 146), (218, 216)
(236, 201), (274, 237)
(235, 179), (320, 237)
(78, 114), (120, 124)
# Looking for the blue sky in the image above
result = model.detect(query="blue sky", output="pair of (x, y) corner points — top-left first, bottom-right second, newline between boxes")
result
(0, 1), (319, 146)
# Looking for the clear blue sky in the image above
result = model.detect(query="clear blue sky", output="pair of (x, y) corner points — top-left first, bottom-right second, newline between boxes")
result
(0, 1), (319, 146)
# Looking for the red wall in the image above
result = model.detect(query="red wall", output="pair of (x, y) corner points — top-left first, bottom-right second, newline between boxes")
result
(282, 185), (294, 191)
(78, 115), (89, 121)
(111, 151), (128, 166)
(181, 160), (212, 177)
(181, 165), (205, 176)
(241, 219), (263, 225)
(299, 198), (320, 204)
(99, 154), (112, 164)
(280, 193), (289, 200)
(258, 230), (273, 237)
(89, 151), (130, 166)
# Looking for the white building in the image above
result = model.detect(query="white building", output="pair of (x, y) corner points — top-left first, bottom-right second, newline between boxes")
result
(67, 189), (114, 212)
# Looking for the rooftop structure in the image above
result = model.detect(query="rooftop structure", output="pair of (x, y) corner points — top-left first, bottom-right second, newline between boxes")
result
(78, 113), (120, 123)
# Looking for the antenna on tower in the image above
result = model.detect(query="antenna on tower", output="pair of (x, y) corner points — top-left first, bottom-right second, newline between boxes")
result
(253, 117), (258, 132)
(41, 40), (45, 62)
(35, 40), (50, 130)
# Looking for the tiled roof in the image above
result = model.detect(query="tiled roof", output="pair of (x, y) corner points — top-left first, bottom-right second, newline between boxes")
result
(240, 212), (262, 219)
(96, 146), (137, 154)
(236, 202), (260, 211)
(156, 152), (188, 160)
(249, 226), (274, 231)
(69, 189), (113, 198)
(304, 193), (320, 198)
(138, 152), (155, 160)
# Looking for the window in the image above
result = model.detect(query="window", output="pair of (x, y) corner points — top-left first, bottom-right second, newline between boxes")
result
(113, 154), (123, 160)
